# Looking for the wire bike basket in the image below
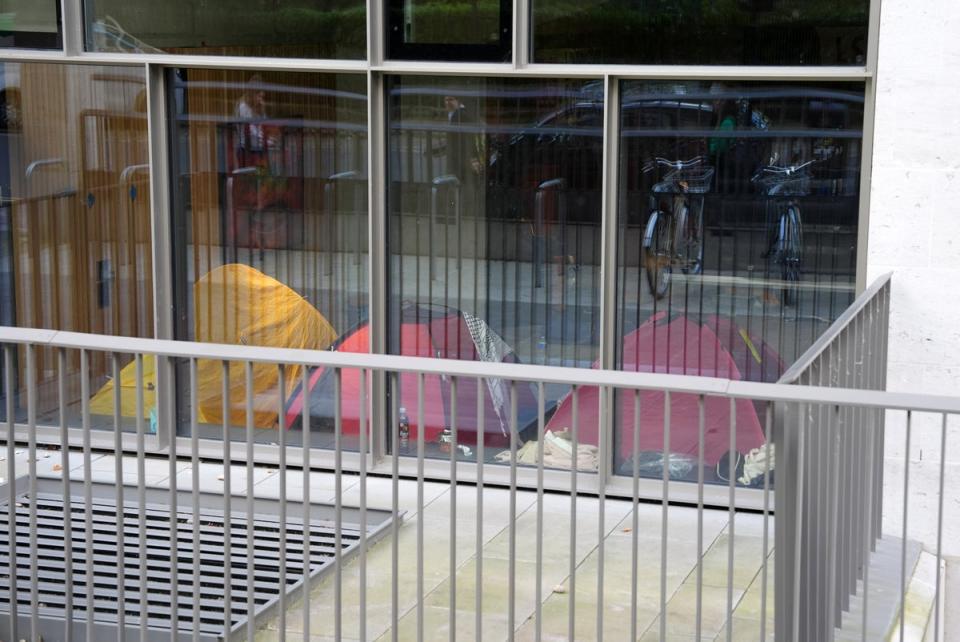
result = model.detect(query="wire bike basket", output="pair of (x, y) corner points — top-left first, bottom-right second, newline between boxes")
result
(753, 167), (813, 198)
(658, 165), (715, 194)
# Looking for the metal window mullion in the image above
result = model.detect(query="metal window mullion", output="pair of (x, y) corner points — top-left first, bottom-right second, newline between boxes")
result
(866, 0), (883, 77)
(513, 0), (530, 67)
(854, 74), (878, 294)
(146, 62), (172, 342)
(596, 75), (620, 499)
(59, 0), (84, 55)
(367, 0), (383, 66)
(367, 61), (870, 80)
(0, 44), (875, 81)
(367, 68), (387, 460)
(145, 62), (176, 458)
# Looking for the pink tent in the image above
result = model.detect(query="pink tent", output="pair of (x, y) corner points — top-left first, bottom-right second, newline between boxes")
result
(284, 304), (540, 447)
(544, 313), (766, 466)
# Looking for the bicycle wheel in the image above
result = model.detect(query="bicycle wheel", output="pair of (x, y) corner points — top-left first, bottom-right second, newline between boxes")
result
(770, 206), (802, 306)
(678, 203), (704, 275)
(644, 211), (672, 299)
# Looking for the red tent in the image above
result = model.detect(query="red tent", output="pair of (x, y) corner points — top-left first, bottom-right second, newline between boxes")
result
(284, 304), (540, 446)
(544, 312), (767, 466)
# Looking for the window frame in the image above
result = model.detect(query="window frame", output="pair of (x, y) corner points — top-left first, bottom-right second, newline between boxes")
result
(0, 0), (883, 509)
(386, 0), (512, 62)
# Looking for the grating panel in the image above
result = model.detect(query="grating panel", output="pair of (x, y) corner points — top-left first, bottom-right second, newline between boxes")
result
(0, 476), (396, 641)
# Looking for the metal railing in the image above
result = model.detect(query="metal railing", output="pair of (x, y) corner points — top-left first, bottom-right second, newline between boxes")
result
(0, 276), (956, 641)
(775, 272), (891, 642)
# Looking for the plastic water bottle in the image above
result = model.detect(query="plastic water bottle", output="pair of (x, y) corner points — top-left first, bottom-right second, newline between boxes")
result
(398, 407), (410, 448)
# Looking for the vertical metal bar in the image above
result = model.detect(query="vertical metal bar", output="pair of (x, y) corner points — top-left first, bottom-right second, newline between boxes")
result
(391, 372), (400, 642)
(136, 354), (148, 642)
(475, 376), (485, 640)
(112, 352), (126, 640)
(245, 361), (256, 642)
(512, 0), (529, 67)
(660, 390), (670, 641)
(508, 379), (518, 642)
(449, 376), (458, 641)
(302, 364), (311, 642)
(59, 0), (83, 54)
(598, 75), (621, 376)
(190, 357), (200, 642)
(792, 403), (806, 642)
(145, 63), (174, 346)
(25, 343), (38, 642)
(568, 385), (579, 642)
(630, 389), (641, 642)
(277, 366), (287, 641)
(359, 368), (368, 642)
(934, 413), (947, 642)
(81, 349), (94, 642)
(760, 403), (773, 642)
(222, 360), (233, 638)
(827, 405), (842, 635)
(58, 348), (74, 642)
(596, 385), (607, 642)
(860, 401), (875, 642)
(727, 397), (736, 641)
(900, 410), (912, 642)
(4, 345), (17, 642)
(333, 368), (343, 641)
(416, 371), (425, 642)
(696, 394), (705, 640)
(3, 344), (18, 640)
(535, 381), (545, 642)
(167, 365), (179, 642)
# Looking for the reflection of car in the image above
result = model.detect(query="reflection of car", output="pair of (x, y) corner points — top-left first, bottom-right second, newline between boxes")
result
(486, 97), (714, 222)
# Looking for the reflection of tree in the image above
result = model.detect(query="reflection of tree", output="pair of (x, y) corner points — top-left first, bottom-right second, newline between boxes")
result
(534, 0), (869, 64)
(90, 3), (366, 58)
(404, 0), (503, 44)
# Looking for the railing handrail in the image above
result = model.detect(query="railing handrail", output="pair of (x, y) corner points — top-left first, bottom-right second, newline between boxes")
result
(2, 323), (957, 417)
(778, 272), (891, 385)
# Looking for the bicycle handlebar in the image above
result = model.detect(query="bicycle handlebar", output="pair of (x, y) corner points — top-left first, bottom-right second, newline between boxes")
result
(642, 156), (706, 173)
(654, 156), (705, 170)
(756, 159), (818, 176)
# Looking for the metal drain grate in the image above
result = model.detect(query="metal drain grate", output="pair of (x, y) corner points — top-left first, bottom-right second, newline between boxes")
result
(0, 476), (396, 641)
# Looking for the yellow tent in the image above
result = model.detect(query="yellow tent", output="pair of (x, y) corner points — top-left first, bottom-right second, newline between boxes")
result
(89, 352), (157, 420)
(90, 264), (338, 428)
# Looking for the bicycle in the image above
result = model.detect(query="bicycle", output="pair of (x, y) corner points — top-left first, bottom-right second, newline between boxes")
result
(642, 157), (715, 299)
(752, 159), (816, 307)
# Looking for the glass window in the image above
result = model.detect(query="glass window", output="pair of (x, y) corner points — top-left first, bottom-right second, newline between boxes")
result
(0, 62), (152, 430)
(615, 80), (865, 484)
(386, 76), (603, 462)
(386, 0), (511, 61)
(168, 69), (369, 448)
(533, 1), (869, 65)
(0, 0), (60, 49)
(84, 0), (365, 58)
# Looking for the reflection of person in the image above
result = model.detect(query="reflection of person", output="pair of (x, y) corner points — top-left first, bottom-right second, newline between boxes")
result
(235, 74), (276, 166)
(442, 94), (485, 219)
(231, 75), (293, 256)
(444, 95), (470, 180)
(708, 83), (768, 193)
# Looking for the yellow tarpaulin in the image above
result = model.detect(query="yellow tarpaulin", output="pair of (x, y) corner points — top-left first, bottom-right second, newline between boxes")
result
(89, 351), (157, 419)
(90, 264), (338, 428)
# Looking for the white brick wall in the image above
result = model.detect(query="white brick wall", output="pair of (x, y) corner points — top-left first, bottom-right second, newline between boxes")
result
(870, 0), (960, 558)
